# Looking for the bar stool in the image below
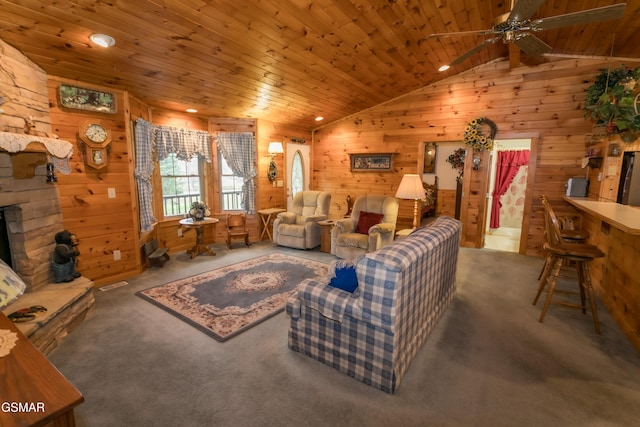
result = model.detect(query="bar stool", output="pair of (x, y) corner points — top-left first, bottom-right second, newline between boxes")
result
(533, 196), (604, 333)
(537, 196), (590, 280)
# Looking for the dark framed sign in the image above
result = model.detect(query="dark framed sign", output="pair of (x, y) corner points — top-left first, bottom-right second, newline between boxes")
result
(350, 153), (393, 172)
(58, 84), (117, 114)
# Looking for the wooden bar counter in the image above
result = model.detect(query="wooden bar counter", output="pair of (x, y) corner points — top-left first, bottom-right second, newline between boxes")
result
(564, 197), (640, 351)
(0, 313), (83, 427)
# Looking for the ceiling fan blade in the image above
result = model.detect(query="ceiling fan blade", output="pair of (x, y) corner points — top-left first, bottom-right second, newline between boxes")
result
(532, 3), (626, 31)
(513, 33), (552, 57)
(450, 37), (501, 66)
(508, 0), (546, 23)
(427, 29), (494, 39)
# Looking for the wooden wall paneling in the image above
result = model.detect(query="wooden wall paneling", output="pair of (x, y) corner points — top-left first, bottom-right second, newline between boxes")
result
(256, 119), (312, 214)
(437, 189), (456, 217)
(311, 58), (639, 257)
(122, 91), (143, 273)
(48, 76), (140, 287)
(459, 149), (490, 248)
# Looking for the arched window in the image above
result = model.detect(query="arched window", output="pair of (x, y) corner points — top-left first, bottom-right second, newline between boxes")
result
(291, 151), (304, 197)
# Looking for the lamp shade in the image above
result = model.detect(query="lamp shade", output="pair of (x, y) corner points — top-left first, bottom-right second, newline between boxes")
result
(395, 174), (425, 200)
(268, 142), (284, 154)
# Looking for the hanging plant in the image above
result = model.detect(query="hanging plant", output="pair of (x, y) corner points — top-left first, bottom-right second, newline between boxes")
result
(446, 148), (466, 182)
(584, 65), (640, 142)
(463, 117), (497, 151)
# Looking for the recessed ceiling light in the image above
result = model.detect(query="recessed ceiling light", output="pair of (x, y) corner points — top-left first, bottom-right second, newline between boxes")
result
(89, 33), (115, 48)
(186, 108), (198, 113)
(315, 116), (324, 121)
(438, 65), (450, 72)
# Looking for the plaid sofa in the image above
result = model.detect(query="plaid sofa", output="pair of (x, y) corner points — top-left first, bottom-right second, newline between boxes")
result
(286, 216), (462, 393)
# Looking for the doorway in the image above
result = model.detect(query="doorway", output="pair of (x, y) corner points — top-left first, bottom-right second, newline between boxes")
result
(285, 142), (310, 211)
(484, 139), (531, 253)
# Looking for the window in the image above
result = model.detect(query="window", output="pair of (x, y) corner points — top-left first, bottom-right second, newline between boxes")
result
(291, 151), (304, 197)
(159, 154), (202, 217)
(219, 155), (244, 210)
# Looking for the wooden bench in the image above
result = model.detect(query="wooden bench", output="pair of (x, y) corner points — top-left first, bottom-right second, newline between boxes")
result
(144, 239), (170, 267)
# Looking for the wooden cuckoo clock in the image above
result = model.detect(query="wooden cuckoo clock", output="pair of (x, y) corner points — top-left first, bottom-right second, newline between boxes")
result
(79, 120), (112, 169)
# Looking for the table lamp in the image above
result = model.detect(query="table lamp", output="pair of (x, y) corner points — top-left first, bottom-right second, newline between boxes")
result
(395, 174), (426, 229)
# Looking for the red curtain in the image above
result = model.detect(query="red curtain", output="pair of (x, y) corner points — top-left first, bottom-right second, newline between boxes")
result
(490, 150), (530, 228)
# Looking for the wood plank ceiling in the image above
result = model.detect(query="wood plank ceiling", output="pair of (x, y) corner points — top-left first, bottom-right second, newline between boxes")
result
(0, 0), (638, 130)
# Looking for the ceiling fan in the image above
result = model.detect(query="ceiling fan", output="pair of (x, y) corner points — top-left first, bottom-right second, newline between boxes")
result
(428, 0), (627, 67)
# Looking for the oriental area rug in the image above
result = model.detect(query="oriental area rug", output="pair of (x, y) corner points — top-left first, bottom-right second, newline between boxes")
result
(136, 253), (327, 342)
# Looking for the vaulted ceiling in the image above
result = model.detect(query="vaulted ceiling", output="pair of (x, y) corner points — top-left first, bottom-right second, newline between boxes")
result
(1, 0), (638, 130)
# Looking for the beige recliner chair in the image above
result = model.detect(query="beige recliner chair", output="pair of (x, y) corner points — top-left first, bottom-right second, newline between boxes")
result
(331, 194), (399, 259)
(273, 191), (331, 249)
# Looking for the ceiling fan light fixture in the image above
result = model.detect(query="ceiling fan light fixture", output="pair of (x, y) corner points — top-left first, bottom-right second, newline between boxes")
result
(438, 65), (450, 72)
(89, 33), (115, 48)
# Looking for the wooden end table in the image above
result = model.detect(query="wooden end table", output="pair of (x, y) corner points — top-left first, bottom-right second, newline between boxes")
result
(318, 219), (335, 253)
(257, 208), (286, 241)
(395, 228), (414, 240)
(179, 217), (219, 258)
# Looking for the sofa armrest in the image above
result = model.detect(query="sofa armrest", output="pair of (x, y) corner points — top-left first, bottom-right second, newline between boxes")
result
(334, 218), (355, 234)
(277, 212), (297, 224)
(297, 278), (356, 322)
(369, 222), (395, 234)
(304, 214), (327, 223)
(286, 294), (301, 319)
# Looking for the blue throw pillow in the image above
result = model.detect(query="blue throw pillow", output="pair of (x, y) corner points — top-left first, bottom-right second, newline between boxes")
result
(329, 265), (358, 293)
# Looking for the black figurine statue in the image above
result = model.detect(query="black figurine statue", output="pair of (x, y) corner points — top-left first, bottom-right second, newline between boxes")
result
(51, 230), (81, 283)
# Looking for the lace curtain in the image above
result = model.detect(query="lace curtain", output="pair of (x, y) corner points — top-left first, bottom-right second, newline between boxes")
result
(134, 118), (157, 232)
(214, 132), (257, 213)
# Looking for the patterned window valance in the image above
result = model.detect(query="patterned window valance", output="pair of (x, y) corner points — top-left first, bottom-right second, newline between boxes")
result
(155, 125), (211, 163)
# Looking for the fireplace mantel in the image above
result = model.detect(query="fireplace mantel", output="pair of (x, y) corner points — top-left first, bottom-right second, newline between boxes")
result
(0, 131), (73, 176)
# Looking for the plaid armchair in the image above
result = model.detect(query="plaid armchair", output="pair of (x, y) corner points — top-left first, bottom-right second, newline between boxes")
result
(286, 216), (462, 393)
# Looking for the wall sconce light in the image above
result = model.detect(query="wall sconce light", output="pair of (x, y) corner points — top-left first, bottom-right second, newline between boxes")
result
(267, 141), (284, 182)
(472, 155), (481, 170)
(46, 162), (57, 183)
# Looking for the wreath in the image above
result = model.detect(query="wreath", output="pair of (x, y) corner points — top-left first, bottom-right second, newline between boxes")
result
(464, 117), (497, 151)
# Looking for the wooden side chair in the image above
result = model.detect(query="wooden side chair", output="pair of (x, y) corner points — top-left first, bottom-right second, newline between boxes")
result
(533, 196), (604, 333)
(537, 196), (590, 279)
(226, 213), (250, 249)
(144, 238), (170, 268)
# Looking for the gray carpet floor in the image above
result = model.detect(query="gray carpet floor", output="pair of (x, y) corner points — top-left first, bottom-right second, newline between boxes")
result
(48, 243), (640, 427)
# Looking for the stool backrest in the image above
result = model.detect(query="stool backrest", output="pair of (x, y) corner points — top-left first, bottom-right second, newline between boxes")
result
(541, 196), (567, 249)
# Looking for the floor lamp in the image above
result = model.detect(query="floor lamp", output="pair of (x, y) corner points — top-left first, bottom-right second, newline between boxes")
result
(395, 174), (426, 229)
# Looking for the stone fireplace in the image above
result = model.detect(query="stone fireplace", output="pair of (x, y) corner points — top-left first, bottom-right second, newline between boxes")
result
(0, 156), (64, 291)
(1, 38), (71, 292)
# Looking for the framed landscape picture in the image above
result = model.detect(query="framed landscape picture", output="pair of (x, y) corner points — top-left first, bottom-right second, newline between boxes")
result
(58, 84), (116, 114)
(350, 153), (393, 172)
